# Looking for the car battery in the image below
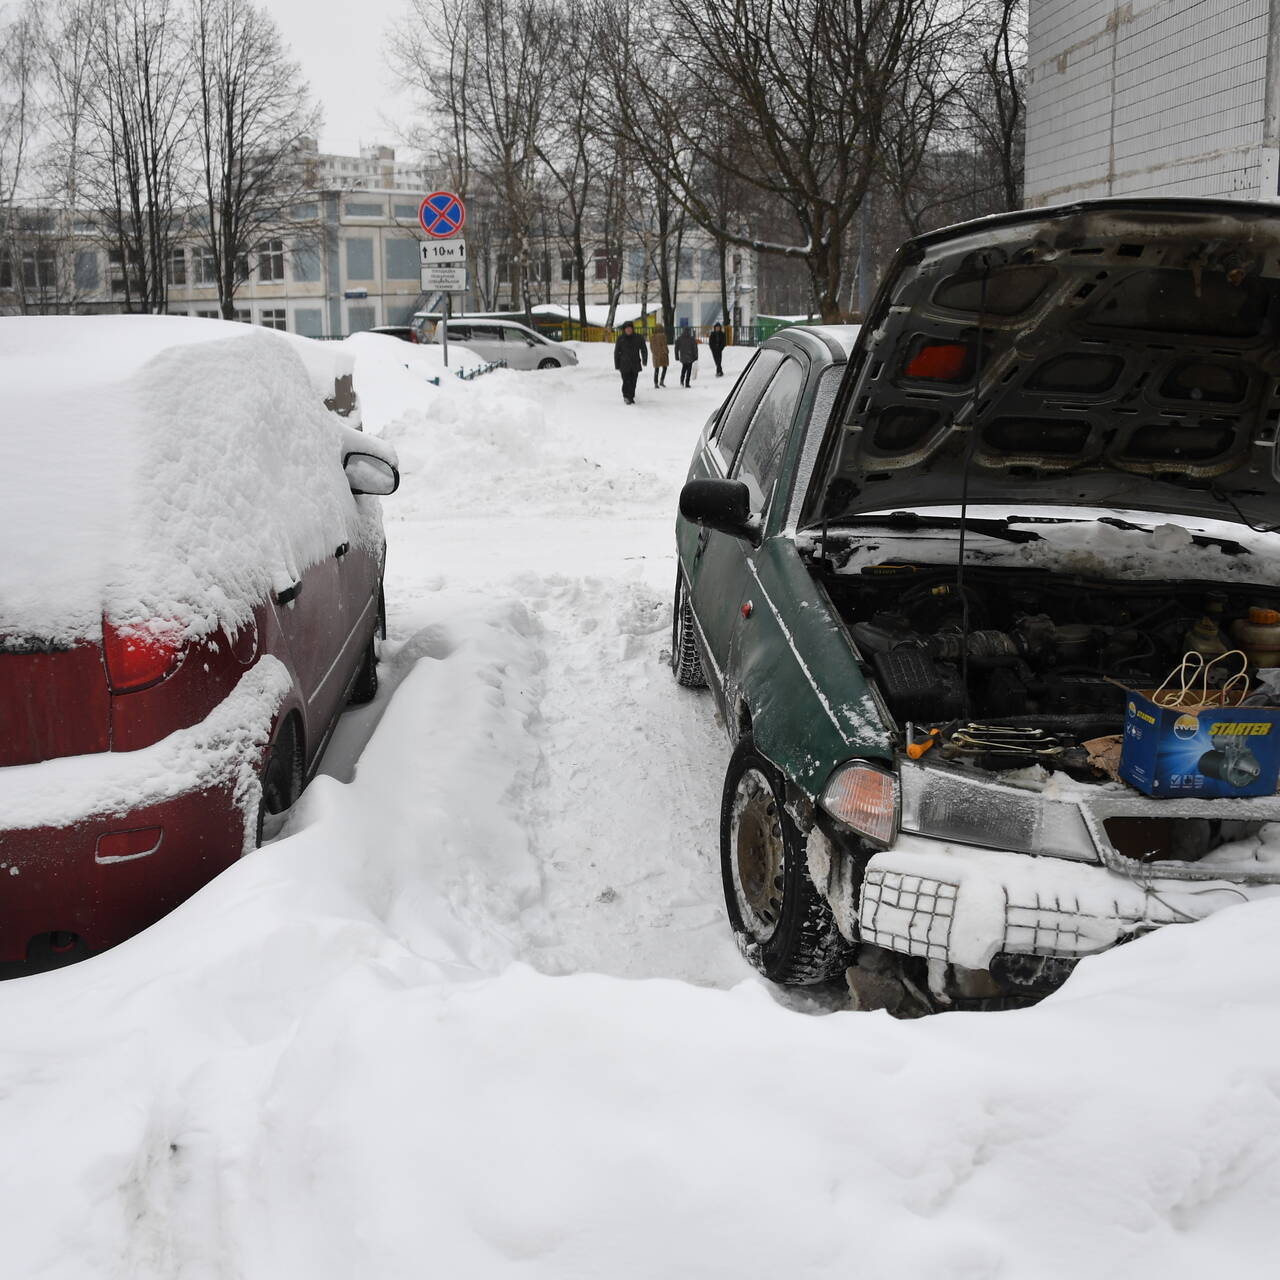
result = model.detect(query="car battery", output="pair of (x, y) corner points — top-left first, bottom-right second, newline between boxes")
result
(1119, 690), (1280, 798)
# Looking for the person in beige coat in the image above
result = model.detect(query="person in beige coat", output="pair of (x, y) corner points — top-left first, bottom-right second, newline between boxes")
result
(649, 326), (669, 387)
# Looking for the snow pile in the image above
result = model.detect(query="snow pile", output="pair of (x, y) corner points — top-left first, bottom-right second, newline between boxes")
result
(4, 340), (1280, 1277)
(1, 316), (393, 644)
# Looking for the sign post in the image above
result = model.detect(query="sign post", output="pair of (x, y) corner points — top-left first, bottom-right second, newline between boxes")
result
(419, 192), (467, 369)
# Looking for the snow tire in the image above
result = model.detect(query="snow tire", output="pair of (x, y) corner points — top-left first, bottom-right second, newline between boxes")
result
(671, 570), (707, 688)
(256, 717), (303, 846)
(720, 737), (853, 985)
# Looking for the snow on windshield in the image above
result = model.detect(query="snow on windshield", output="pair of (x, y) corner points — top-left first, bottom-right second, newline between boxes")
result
(1, 316), (392, 645)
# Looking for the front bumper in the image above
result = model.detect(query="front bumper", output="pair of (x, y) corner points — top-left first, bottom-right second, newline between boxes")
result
(0, 660), (290, 964)
(859, 834), (1280, 972)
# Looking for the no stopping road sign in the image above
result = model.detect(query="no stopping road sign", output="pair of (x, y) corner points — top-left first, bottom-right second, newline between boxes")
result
(419, 191), (466, 239)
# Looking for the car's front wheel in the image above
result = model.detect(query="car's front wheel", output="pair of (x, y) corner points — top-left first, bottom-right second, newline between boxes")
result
(537, 357), (560, 369)
(671, 570), (707, 688)
(720, 738), (853, 985)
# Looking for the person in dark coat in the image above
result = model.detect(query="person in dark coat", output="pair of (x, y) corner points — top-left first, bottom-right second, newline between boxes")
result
(674, 325), (698, 387)
(613, 320), (648, 404)
(649, 326), (670, 387)
(708, 321), (727, 376)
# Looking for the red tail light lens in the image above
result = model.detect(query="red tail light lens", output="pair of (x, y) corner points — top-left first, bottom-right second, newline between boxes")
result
(102, 619), (185, 692)
(904, 341), (972, 382)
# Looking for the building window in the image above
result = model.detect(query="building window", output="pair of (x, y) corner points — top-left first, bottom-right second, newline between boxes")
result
(260, 308), (287, 330)
(292, 244), (321, 283)
(167, 246), (186, 286)
(496, 253), (512, 284)
(294, 307), (324, 337)
(593, 246), (609, 280)
(344, 200), (384, 218)
(346, 237), (374, 281)
(701, 247), (721, 279)
(393, 202), (420, 219)
(560, 255), (578, 283)
(291, 203), (318, 220)
(22, 248), (56, 290)
(678, 248), (696, 279)
(193, 246), (217, 284)
(385, 237), (420, 281)
(75, 250), (100, 292)
(235, 252), (250, 283)
(234, 308), (251, 323)
(347, 305), (375, 333)
(258, 239), (285, 282)
(108, 248), (141, 296)
(194, 309), (219, 319)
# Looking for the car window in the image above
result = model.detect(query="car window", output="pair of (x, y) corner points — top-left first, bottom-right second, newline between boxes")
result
(730, 357), (806, 512)
(711, 348), (785, 469)
(446, 324), (472, 341)
(469, 325), (503, 341)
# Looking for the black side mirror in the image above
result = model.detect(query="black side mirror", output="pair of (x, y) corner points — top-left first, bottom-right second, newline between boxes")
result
(679, 478), (759, 543)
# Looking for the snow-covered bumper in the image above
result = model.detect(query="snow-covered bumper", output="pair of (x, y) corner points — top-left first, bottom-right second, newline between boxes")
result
(0, 660), (290, 964)
(858, 762), (1280, 973)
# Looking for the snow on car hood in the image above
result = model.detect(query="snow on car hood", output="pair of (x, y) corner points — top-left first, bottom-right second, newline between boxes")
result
(0, 315), (393, 645)
(810, 199), (1280, 532)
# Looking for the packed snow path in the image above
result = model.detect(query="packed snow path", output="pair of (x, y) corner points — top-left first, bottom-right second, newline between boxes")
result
(367, 343), (747, 984)
(4, 338), (1280, 1279)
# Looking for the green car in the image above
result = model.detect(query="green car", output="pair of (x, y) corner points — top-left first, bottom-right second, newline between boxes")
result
(674, 199), (1280, 1013)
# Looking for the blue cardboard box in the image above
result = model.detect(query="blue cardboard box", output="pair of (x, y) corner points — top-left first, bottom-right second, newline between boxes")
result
(1119, 691), (1280, 797)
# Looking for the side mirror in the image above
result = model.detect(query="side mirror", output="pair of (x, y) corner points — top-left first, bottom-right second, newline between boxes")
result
(679, 478), (758, 543)
(344, 451), (400, 496)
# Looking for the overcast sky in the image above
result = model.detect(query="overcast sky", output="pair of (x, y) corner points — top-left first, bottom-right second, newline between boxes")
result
(265, 0), (416, 160)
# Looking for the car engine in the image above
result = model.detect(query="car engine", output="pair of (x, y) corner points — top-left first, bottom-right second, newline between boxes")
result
(818, 561), (1279, 776)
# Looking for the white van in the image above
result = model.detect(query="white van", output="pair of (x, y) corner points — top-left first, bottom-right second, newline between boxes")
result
(423, 317), (579, 371)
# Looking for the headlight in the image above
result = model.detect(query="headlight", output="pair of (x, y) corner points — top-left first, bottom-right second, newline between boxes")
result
(820, 761), (899, 846)
(899, 760), (1098, 862)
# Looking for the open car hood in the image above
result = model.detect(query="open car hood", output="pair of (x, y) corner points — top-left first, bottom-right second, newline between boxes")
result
(807, 199), (1280, 532)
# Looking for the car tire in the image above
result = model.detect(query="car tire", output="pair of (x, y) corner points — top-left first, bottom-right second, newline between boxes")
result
(257, 716), (303, 845)
(671, 570), (707, 688)
(720, 737), (853, 985)
(537, 358), (560, 369)
(349, 632), (378, 704)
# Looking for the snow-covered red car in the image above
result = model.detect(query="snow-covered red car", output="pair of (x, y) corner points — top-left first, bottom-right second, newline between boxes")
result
(0, 316), (399, 969)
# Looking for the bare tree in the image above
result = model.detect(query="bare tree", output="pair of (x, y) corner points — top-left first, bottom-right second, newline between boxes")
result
(189, 0), (320, 320)
(601, 0), (959, 322)
(394, 0), (558, 325)
(0, 3), (41, 309)
(962, 0), (1026, 212)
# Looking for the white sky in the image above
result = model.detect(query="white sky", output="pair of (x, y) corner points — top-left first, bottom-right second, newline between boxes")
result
(264, 0), (417, 160)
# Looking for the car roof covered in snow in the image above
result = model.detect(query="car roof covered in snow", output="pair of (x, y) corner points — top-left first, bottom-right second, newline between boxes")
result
(0, 315), (393, 646)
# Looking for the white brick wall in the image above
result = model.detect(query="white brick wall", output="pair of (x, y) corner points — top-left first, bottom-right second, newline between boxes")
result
(1025, 0), (1272, 205)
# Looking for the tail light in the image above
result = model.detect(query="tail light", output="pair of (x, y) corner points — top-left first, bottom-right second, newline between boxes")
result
(102, 618), (185, 692)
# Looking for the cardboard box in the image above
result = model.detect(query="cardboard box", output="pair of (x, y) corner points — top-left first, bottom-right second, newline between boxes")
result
(1119, 691), (1280, 797)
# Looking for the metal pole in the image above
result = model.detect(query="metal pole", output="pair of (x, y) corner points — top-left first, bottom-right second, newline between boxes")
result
(443, 292), (449, 369)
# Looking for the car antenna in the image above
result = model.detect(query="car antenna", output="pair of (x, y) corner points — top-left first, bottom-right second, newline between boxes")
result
(955, 256), (994, 721)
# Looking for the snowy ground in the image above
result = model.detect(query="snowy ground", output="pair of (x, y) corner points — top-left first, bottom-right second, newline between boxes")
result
(4, 337), (1280, 1278)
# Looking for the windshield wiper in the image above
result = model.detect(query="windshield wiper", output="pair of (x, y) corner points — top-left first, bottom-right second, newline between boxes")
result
(817, 512), (1042, 543)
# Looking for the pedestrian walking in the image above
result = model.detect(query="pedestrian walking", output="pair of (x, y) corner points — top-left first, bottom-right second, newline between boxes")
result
(613, 320), (648, 404)
(650, 326), (670, 387)
(674, 325), (698, 388)
(708, 321), (727, 377)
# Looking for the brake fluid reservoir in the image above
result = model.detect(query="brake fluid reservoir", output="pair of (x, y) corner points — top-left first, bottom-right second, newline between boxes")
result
(1183, 616), (1229, 660)
(1230, 607), (1280, 667)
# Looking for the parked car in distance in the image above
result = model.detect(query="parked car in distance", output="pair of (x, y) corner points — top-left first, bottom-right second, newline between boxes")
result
(366, 325), (420, 344)
(0, 315), (400, 972)
(674, 198), (1280, 1013)
(422, 316), (579, 370)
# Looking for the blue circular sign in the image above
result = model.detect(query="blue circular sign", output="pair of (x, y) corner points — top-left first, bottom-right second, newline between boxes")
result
(419, 191), (466, 239)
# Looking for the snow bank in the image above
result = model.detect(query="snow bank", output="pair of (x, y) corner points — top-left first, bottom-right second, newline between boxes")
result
(1, 316), (392, 645)
(4, 338), (1278, 1277)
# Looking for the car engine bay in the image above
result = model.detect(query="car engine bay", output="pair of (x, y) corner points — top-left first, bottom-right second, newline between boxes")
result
(813, 555), (1280, 780)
